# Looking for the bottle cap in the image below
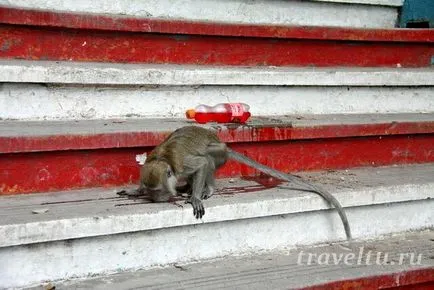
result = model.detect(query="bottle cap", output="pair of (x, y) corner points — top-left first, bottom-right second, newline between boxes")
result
(185, 109), (196, 119)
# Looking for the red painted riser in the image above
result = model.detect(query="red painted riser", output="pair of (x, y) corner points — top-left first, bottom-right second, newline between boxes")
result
(1, 24), (433, 67)
(2, 122), (433, 154)
(1, 134), (433, 194)
(1, 7), (433, 42)
(302, 268), (434, 290)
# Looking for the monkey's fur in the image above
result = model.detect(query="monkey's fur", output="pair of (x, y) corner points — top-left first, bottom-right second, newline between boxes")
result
(118, 126), (352, 240)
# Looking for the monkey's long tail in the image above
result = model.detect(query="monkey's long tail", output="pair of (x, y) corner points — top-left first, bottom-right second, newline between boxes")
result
(228, 149), (352, 240)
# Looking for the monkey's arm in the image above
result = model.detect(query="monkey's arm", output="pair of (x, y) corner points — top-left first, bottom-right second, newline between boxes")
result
(183, 155), (215, 219)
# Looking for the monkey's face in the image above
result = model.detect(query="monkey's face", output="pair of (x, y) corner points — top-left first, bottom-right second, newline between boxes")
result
(140, 161), (177, 202)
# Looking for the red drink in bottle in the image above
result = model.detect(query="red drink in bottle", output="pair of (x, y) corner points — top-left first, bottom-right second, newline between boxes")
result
(186, 103), (251, 124)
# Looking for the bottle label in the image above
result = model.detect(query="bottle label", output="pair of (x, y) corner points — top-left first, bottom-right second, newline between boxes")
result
(229, 103), (244, 117)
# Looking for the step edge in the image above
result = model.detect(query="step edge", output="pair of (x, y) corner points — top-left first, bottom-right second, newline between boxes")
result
(1, 182), (432, 248)
(1, 117), (433, 153)
(2, 60), (434, 86)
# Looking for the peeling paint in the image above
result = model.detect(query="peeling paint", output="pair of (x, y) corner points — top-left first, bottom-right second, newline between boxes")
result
(302, 268), (434, 290)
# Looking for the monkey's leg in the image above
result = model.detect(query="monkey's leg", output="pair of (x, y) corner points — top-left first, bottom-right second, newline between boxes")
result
(176, 183), (191, 194)
(200, 143), (228, 200)
(176, 176), (193, 195)
(179, 175), (213, 200)
(202, 158), (217, 200)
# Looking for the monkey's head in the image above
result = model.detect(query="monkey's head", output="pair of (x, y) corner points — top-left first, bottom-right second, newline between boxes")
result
(140, 160), (177, 202)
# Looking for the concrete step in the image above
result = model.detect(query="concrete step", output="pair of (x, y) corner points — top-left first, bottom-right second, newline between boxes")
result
(1, 113), (433, 194)
(25, 231), (434, 290)
(1, 61), (434, 120)
(4, 60), (434, 86)
(0, 0), (403, 29)
(1, 163), (433, 288)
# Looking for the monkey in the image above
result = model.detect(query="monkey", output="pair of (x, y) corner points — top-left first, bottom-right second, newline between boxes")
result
(117, 126), (352, 240)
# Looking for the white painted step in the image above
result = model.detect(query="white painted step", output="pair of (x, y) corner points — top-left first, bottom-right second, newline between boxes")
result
(0, 0), (403, 29)
(4, 60), (432, 86)
(1, 60), (433, 120)
(0, 164), (433, 288)
(26, 231), (434, 290)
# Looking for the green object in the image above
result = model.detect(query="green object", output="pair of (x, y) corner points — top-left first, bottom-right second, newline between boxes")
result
(400, 0), (434, 28)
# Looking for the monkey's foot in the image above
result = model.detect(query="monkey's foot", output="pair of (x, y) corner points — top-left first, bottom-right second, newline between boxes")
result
(175, 183), (192, 196)
(170, 201), (184, 208)
(186, 197), (205, 219)
(201, 186), (215, 200)
(168, 196), (184, 205)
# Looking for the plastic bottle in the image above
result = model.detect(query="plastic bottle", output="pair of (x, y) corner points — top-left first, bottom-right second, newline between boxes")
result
(186, 103), (251, 124)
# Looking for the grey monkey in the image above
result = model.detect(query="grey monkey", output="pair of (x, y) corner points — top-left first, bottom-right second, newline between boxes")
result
(118, 126), (352, 240)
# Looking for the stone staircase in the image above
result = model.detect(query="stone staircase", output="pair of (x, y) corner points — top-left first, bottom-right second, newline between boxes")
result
(0, 1), (433, 288)
(0, 0), (404, 28)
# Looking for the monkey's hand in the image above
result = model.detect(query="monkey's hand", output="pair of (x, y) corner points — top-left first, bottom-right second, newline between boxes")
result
(116, 188), (144, 197)
(186, 196), (205, 219)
